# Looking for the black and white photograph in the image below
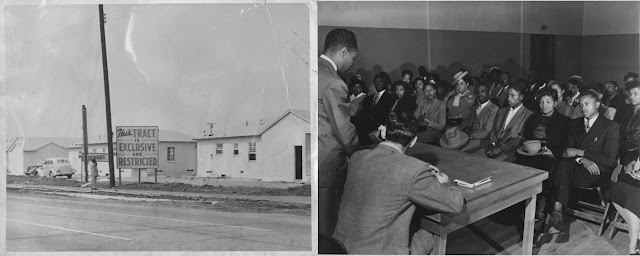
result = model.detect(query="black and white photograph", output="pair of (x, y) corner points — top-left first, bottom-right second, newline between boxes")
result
(4, 0), (312, 252)
(318, 1), (640, 255)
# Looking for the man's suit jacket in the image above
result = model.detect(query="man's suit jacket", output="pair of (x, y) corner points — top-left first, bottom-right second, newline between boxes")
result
(489, 105), (533, 154)
(490, 84), (510, 108)
(359, 90), (396, 130)
(333, 143), (464, 255)
(566, 115), (620, 170)
(318, 57), (359, 188)
(468, 101), (499, 140)
(414, 98), (447, 131)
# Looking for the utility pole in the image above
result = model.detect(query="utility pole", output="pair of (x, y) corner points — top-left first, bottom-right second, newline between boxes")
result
(99, 4), (116, 188)
(82, 105), (89, 182)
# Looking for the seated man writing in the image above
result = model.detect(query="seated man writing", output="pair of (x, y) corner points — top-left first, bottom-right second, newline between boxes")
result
(535, 90), (619, 246)
(333, 112), (465, 254)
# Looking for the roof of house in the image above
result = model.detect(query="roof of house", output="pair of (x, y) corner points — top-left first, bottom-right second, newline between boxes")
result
(66, 130), (196, 148)
(7, 137), (81, 152)
(195, 109), (310, 140)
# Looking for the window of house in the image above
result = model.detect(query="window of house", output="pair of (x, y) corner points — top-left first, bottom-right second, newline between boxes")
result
(92, 148), (97, 153)
(102, 148), (106, 153)
(234, 143), (239, 156)
(216, 143), (223, 155)
(167, 147), (175, 161)
(249, 142), (256, 161)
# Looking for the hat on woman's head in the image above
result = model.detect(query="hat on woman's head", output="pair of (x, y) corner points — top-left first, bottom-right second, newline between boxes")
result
(569, 75), (583, 82)
(453, 70), (469, 84)
(625, 80), (640, 91)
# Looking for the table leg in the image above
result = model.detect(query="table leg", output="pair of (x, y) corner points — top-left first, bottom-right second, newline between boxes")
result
(522, 195), (537, 255)
(432, 234), (447, 255)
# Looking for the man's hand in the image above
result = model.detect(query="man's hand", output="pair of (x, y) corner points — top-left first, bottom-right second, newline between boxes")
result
(625, 161), (636, 174)
(486, 147), (501, 158)
(562, 148), (583, 158)
(377, 125), (386, 140)
(581, 158), (600, 176)
(434, 172), (450, 184)
(629, 170), (640, 181)
(428, 165), (441, 174)
(462, 127), (472, 135)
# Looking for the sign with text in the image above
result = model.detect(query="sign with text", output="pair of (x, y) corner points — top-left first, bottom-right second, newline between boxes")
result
(116, 126), (159, 169)
(80, 153), (112, 162)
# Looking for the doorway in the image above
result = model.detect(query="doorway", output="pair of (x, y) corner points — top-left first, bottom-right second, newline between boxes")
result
(530, 34), (556, 82)
(295, 146), (303, 180)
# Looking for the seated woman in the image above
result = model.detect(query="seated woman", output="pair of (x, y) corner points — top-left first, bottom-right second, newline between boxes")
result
(549, 80), (571, 117)
(390, 81), (417, 117)
(413, 78), (426, 103)
(513, 88), (570, 219)
(605, 80), (640, 255)
(414, 83), (446, 144)
(446, 70), (476, 128)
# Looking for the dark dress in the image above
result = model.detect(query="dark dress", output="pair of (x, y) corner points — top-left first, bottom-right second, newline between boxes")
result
(605, 108), (640, 217)
(513, 111), (570, 170)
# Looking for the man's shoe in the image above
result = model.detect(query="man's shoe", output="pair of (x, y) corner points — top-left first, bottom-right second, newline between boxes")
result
(533, 232), (553, 248)
(549, 210), (564, 233)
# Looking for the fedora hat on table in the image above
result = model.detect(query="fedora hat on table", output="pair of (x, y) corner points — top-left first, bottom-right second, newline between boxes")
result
(439, 127), (469, 150)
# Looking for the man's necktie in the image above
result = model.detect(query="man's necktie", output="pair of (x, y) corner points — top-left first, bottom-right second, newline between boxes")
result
(585, 119), (591, 133)
(374, 93), (380, 105)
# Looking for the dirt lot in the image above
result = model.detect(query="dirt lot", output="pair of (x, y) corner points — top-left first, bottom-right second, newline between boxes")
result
(7, 187), (310, 216)
(8, 175), (311, 197)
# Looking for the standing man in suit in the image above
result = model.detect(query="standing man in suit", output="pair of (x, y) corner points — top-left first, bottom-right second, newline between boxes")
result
(535, 90), (619, 246)
(333, 112), (465, 254)
(486, 83), (533, 162)
(462, 84), (499, 153)
(318, 28), (360, 237)
(357, 72), (396, 145)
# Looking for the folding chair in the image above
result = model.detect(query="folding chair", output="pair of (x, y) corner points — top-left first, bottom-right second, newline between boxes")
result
(563, 163), (622, 236)
(608, 208), (629, 239)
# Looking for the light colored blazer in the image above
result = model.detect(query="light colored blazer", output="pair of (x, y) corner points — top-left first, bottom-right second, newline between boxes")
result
(414, 98), (447, 131)
(89, 163), (98, 177)
(333, 143), (464, 255)
(489, 105), (533, 154)
(468, 101), (499, 140)
(318, 57), (359, 188)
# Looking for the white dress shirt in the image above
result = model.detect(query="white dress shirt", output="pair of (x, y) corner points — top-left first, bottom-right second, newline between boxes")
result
(320, 54), (337, 72)
(374, 90), (386, 104)
(503, 104), (523, 131)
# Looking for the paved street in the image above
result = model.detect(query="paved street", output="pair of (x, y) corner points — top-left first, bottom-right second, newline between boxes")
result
(6, 195), (311, 251)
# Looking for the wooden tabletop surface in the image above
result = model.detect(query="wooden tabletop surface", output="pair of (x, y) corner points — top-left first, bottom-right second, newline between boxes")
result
(406, 142), (548, 211)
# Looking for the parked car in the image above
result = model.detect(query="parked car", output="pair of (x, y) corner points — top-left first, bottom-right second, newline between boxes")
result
(24, 164), (42, 176)
(40, 157), (75, 178)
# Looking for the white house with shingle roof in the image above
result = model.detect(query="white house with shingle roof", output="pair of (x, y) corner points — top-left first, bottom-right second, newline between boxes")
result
(67, 130), (197, 178)
(6, 137), (81, 175)
(195, 109), (311, 182)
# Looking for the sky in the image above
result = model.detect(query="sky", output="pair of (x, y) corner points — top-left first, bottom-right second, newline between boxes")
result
(5, 2), (310, 139)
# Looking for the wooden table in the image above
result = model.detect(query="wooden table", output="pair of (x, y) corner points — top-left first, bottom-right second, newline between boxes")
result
(406, 143), (548, 255)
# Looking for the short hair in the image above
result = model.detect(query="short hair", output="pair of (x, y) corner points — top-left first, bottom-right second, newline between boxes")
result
(91, 159), (97, 163)
(625, 72), (639, 81)
(393, 81), (408, 90)
(509, 83), (526, 95)
(501, 71), (512, 80)
(537, 88), (558, 102)
(580, 89), (600, 102)
(323, 28), (358, 54)
(350, 78), (368, 94)
(625, 80), (640, 91)
(568, 78), (584, 89)
(414, 77), (425, 86)
(379, 72), (392, 85)
(385, 112), (418, 146)
(401, 69), (413, 79)
(604, 80), (619, 88)
(476, 83), (489, 90)
(418, 66), (428, 77)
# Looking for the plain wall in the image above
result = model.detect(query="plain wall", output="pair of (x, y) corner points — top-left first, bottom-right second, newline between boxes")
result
(581, 34), (640, 85)
(196, 137), (263, 179)
(158, 142), (197, 176)
(319, 26), (529, 81)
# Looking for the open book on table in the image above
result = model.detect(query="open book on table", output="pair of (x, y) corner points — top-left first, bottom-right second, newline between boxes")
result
(453, 176), (492, 188)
